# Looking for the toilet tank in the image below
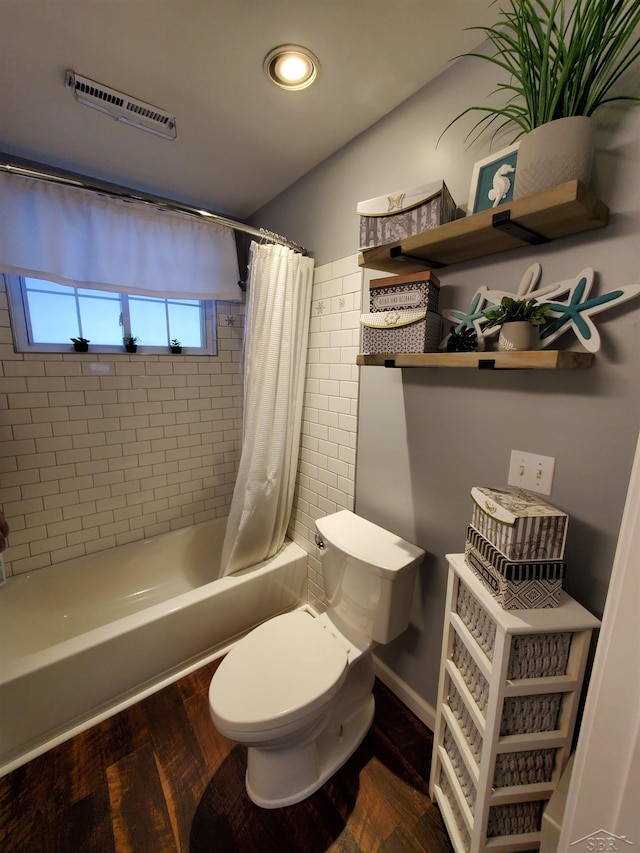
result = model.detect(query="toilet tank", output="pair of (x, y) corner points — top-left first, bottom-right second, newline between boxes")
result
(315, 510), (425, 644)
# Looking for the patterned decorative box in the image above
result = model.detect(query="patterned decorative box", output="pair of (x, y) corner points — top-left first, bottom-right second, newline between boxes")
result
(470, 486), (568, 561)
(357, 180), (459, 249)
(369, 271), (440, 314)
(360, 309), (442, 354)
(465, 527), (566, 609)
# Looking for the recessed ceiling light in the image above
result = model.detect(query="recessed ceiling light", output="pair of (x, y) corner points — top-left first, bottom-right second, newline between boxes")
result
(264, 45), (319, 91)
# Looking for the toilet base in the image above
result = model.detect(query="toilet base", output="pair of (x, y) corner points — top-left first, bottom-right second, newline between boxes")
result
(245, 693), (375, 809)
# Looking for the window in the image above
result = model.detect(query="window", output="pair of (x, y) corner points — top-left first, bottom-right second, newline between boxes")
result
(5, 276), (217, 355)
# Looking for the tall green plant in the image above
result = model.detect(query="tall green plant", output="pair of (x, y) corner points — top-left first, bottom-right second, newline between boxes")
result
(443, 0), (640, 145)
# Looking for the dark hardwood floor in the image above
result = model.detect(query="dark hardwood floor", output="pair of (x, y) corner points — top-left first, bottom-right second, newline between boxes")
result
(0, 659), (454, 852)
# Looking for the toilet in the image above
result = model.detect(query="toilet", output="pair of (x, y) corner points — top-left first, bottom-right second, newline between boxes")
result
(208, 509), (425, 808)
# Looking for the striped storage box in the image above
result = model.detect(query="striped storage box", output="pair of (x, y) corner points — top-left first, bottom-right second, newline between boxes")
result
(465, 526), (566, 609)
(470, 486), (568, 561)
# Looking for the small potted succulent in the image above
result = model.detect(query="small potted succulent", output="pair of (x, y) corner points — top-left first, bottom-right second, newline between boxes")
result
(483, 296), (550, 351)
(70, 336), (90, 352)
(123, 334), (139, 353)
(446, 326), (479, 352)
(170, 338), (182, 354)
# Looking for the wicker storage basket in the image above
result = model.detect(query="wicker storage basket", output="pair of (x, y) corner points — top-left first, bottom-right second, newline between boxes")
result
(447, 677), (560, 777)
(444, 725), (477, 813)
(487, 801), (545, 838)
(439, 717), (553, 846)
(439, 773), (472, 851)
(455, 581), (572, 677)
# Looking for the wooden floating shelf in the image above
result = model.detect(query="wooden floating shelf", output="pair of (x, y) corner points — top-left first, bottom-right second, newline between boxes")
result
(356, 350), (594, 370)
(358, 180), (609, 274)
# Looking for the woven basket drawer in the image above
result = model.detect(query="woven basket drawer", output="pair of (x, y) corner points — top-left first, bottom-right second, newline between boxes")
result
(448, 681), (483, 764)
(451, 633), (489, 712)
(493, 748), (557, 788)
(456, 581), (496, 659)
(447, 671), (561, 788)
(487, 800), (546, 838)
(451, 642), (564, 740)
(456, 581), (572, 678)
(438, 753), (548, 848)
(501, 693), (563, 735)
(507, 631), (572, 679)
(444, 725), (477, 814)
(439, 773), (472, 853)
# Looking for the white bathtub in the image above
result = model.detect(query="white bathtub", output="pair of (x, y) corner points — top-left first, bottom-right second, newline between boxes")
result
(0, 518), (307, 775)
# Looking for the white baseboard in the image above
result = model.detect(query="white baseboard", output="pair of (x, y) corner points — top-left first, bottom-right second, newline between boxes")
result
(373, 654), (437, 733)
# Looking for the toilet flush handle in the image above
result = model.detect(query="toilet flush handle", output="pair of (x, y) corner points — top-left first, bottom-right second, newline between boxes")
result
(314, 533), (325, 550)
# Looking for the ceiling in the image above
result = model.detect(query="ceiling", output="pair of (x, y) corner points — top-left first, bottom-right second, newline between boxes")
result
(0, 1), (497, 220)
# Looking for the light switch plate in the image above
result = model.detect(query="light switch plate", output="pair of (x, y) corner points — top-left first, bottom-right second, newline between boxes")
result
(508, 449), (555, 495)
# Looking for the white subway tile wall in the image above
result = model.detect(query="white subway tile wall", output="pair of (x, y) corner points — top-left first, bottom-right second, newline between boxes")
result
(287, 254), (363, 608)
(0, 277), (244, 576)
(0, 255), (363, 601)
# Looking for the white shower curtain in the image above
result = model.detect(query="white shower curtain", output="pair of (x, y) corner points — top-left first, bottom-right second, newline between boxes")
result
(220, 241), (314, 576)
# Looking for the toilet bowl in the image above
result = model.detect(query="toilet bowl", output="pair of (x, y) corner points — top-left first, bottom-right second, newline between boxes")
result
(209, 608), (375, 807)
(209, 510), (424, 808)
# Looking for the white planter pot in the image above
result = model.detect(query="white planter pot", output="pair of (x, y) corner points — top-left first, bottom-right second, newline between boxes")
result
(514, 116), (595, 200)
(498, 321), (532, 352)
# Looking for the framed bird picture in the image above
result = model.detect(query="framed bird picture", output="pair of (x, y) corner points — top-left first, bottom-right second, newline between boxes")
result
(468, 143), (520, 215)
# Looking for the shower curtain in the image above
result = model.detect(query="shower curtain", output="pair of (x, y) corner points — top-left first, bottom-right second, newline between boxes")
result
(220, 241), (314, 576)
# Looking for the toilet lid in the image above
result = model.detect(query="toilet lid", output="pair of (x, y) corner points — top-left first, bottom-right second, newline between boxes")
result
(209, 611), (348, 734)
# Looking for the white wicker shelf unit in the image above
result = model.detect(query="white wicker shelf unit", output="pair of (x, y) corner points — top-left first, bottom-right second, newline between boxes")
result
(429, 554), (600, 853)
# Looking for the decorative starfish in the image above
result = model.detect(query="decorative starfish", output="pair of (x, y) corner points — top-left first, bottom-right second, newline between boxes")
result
(484, 262), (568, 312)
(441, 286), (490, 351)
(441, 265), (639, 354)
(539, 268), (640, 352)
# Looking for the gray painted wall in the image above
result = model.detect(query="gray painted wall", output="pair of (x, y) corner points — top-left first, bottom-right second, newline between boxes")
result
(252, 56), (640, 709)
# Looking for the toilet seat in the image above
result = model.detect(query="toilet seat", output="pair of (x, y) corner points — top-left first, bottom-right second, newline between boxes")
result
(209, 610), (348, 735)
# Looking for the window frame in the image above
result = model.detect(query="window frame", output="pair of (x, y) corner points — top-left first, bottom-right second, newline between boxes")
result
(4, 275), (218, 356)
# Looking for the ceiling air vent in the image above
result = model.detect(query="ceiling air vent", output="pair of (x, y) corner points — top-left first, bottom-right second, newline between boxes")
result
(65, 70), (177, 140)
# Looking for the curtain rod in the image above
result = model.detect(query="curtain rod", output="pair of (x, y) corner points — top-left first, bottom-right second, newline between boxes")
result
(0, 153), (307, 255)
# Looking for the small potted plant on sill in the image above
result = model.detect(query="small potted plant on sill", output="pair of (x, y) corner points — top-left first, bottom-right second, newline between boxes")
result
(170, 338), (182, 354)
(123, 334), (139, 353)
(70, 336), (90, 352)
(483, 296), (550, 351)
